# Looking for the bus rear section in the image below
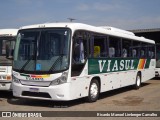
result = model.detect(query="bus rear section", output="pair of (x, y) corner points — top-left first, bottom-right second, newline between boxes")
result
(0, 29), (18, 90)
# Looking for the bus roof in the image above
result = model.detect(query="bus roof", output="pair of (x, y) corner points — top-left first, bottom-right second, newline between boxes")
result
(0, 29), (18, 37)
(19, 23), (155, 44)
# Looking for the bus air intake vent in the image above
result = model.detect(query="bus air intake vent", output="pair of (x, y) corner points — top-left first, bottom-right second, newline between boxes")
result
(22, 91), (51, 98)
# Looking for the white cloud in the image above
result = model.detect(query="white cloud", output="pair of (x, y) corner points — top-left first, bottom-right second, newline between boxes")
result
(14, 0), (32, 4)
(93, 2), (121, 11)
(74, 13), (160, 30)
(102, 16), (160, 30)
(76, 3), (89, 11)
(76, 2), (122, 12)
(14, 0), (44, 7)
(5, 13), (55, 28)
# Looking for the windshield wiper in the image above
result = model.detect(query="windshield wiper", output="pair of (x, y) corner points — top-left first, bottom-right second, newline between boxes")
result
(19, 55), (34, 72)
(49, 55), (63, 72)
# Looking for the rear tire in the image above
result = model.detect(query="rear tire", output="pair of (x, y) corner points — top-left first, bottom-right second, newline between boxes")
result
(134, 73), (141, 89)
(86, 79), (100, 102)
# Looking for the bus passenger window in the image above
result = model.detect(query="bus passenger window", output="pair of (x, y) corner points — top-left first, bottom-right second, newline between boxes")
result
(122, 39), (131, 57)
(151, 52), (155, 58)
(149, 51), (152, 58)
(149, 51), (154, 58)
(141, 50), (145, 57)
(73, 38), (85, 63)
(132, 49), (137, 57)
(109, 47), (115, 57)
(122, 48), (127, 57)
(148, 45), (155, 59)
(109, 36), (121, 57)
(132, 41), (141, 58)
(94, 35), (106, 57)
(140, 43), (149, 58)
(94, 46), (100, 57)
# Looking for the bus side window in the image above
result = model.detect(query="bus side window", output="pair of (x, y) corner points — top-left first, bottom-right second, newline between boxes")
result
(132, 49), (137, 57)
(149, 51), (152, 58)
(151, 51), (155, 58)
(71, 31), (89, 77)
(132, 41), (141, 58)
(94, 46), (100, 57)
(73, 38), (85, 63)
(73, 39), (80, 62)
(109, 47), (115, 57)
(122, 48), (127, 57)
(109, 36), (121, 57)
(93, 35), (106, 57)
(122, 39), (132, 58)
(149, 51), (154, 58)
(148, 45), (155, 59)
(141, 50), (145, 57)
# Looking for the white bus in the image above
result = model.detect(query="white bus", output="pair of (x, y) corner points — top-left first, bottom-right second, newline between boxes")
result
(12, 23), (155, 102)
(0, 29), (18, 90)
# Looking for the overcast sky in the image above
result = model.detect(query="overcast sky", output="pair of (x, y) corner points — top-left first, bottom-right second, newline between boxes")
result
(0, 0), (160, 30)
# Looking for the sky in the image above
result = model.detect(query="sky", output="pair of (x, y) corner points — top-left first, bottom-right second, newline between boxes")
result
(0, 0), (160, 30)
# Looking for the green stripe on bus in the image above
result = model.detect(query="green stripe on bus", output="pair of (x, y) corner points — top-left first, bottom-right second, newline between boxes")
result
(145, 59), (151, 68)
(88, 58), (151, 75)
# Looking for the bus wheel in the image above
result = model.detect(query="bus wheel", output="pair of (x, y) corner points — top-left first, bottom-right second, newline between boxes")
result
(134, 73), (141, 89)
(86, 79), (100, 102)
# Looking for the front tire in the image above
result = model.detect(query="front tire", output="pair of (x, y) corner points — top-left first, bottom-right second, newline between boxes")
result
(134, 73), (141, 89)
(86, 79), (100, 102)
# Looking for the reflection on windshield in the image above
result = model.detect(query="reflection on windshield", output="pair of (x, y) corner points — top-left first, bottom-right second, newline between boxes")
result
(13, 28), (70, 73)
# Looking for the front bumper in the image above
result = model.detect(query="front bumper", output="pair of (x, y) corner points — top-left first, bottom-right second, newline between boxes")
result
(12, 82), (72, 101)
(0, 81), (12, 90)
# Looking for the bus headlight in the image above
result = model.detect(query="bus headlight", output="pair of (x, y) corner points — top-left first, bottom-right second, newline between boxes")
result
(50, 72), (68, 86)
(12, 76), (20, 84)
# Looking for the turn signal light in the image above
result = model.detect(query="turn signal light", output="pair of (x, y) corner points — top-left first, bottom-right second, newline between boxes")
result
(7, 75), (12, 80)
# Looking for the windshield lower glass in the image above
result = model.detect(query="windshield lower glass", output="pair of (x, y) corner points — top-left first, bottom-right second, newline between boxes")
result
(13, 28), (71, 74)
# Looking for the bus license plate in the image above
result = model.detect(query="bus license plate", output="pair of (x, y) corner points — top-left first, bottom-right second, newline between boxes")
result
(29, 88), (39, 92)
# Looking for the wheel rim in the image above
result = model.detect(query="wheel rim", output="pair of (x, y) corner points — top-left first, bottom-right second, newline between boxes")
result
(137, 76), (141, 86)
(90, 83), (98, 99)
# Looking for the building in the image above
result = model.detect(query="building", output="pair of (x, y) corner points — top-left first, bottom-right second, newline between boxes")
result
(130, 28), (160, 43)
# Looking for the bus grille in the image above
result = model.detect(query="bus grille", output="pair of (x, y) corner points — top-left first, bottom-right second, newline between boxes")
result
(20, 80), (51, 87)
(22, 91), (51, 98)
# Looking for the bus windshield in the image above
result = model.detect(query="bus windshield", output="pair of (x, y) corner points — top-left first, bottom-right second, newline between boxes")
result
(0, 38), (15, 66)
(13, 28), (71, 74)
